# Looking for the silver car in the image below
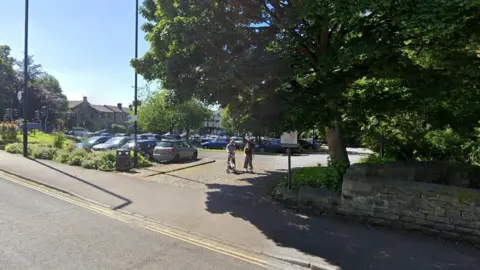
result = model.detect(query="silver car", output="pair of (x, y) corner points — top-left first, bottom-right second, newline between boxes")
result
(153, 140), (198, 162)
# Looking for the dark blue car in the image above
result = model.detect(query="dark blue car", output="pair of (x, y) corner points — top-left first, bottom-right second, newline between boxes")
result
(201, 138), (229, 149)
(255, 139), (302, 153)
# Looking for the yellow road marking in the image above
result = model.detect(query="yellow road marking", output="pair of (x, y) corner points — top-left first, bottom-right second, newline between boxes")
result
(0, 172), (268, 268)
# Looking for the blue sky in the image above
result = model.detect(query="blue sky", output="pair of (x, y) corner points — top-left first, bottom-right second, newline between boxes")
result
(0, 0), (153, 106)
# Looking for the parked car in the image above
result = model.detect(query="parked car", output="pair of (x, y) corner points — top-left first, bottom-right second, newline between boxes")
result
(120, 139), (157, 160)
(201, 138), (229, 149)
(138, 133), (162, 141)
(153, 140), (198, 162)
(255, 139), (302, 154)
(299, 139), (320, 149)
(92, 136), (131, 151)
(76, 135), (111, 150)
(163, 132), (181, 140)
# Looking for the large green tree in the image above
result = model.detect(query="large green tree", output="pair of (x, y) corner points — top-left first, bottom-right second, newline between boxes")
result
(133, 0), (480, 165)
(138, 90), (211, 136)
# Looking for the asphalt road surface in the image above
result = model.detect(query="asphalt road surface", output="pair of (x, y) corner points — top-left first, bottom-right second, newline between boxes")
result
(0, 176), (265, 270)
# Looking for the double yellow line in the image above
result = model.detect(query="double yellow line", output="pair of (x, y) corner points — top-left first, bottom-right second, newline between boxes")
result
(0, 172), (269, 269)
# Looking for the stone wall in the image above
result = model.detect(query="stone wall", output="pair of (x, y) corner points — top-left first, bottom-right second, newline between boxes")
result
(340, 163), (480, 243)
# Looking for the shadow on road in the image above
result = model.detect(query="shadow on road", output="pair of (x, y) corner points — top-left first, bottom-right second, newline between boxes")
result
(29, 158), (132, 210)
(204, 171), (479, 270)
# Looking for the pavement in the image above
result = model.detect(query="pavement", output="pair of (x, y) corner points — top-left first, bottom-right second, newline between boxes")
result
(0, 175), (265, 270)
(1, 150), (479, 270)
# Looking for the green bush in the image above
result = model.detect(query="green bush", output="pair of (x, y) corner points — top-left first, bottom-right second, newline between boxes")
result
(5, 143), (23, 154)
(359, 154), (397, 164)
(31, 145), (57, 160)
(67, 148), (88, 166)
(0, 122), (19, 143)
(291, 159), (347, 191)
(111, 124), (126, 133)
(129, 151), (151, 167)
(53, 150), (71, 164)
(53, 132), (66, 149)
(97, 151), (116, 171)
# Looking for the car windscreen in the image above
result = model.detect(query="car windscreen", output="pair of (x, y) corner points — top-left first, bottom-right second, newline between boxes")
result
(157, 141), (174, 147)
(105, 137), (125, 145)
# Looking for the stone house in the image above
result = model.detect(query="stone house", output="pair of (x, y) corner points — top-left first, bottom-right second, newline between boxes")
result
(68, 96), (130, 131)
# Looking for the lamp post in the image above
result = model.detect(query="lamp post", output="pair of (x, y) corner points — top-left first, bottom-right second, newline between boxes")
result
(22, 0), (29, 157)
(133, 0), (139, 167)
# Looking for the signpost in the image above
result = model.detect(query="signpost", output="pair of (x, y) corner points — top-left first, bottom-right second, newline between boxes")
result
(17, 91), (23, 102)
(281, 131), (298, 189)
(127, 115), (137, 122)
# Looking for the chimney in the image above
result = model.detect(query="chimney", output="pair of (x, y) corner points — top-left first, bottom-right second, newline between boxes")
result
(117, 103), (122, 109)
(83, 96), (88, 102)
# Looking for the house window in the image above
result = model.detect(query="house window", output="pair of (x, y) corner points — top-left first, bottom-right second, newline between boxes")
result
(101, 112), (105, 117)
(91, 113), (94, 119)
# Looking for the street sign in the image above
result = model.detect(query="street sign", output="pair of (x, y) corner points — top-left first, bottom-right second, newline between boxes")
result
(280, 131), (298, 148)
(127, 115), (137, 122)
(17, 91), (23, 102)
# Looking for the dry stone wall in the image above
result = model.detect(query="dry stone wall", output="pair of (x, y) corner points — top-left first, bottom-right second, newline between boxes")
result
(339, 163), (480, 243)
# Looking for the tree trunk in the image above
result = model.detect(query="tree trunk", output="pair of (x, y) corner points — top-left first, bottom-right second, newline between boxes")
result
(185, 129), (190, 143)
(325, 120), (350, 166)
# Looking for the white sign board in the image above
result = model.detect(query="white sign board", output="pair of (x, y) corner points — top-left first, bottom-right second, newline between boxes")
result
(17, 91), (23, 101)
(128, 115), (137, 122)
(281, 131), (298, 147)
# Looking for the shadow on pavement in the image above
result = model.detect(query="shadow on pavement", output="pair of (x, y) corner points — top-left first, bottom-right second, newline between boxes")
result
(204, 171), (479, 270)
(29, 159), (132, 210)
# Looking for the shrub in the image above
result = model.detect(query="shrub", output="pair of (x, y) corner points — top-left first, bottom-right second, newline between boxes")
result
(31, 145), (56, 160)
(98, 151), (116, 171)
(68, 155), (83, 166)
(291, 159), (348, 191)
(111, 124), (126, 134)
(129, 151), (151, 167)
(0, 122), (19, 143)
(359, 154), (397, 164)
(5, 143), (23, 154)
(53, 132), (66, 149)
(68, 148), (88, 166)
(53, 150), (71, 164)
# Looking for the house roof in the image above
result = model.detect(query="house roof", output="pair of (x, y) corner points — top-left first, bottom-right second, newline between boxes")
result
(89, 104), (114, 113)
(68, 100), (83, 109)
(122, 107), (130, 114)
(104, 105), (123, 113)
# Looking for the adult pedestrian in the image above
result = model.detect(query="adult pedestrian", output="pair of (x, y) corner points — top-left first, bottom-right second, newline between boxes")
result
(243, 140), (254, 173)
(226, 140), (237, 174)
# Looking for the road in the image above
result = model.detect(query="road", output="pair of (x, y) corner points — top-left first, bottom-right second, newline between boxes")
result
(0, 176), (266, 270)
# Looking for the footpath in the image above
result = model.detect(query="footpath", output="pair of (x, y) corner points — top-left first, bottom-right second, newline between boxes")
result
(0, 151), (479, 270)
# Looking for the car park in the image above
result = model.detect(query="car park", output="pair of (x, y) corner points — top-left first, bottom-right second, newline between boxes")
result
(92, 136), (131, 151)
(153, 140), (198, 162)
(255, 139), (303, 153)
(76, 135), (111, 150)
(201, 137), (229, 149)
(120, 139), (157, 160)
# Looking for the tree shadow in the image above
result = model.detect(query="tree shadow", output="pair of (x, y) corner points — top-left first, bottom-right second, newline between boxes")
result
(29, 158), (132, 210)
(204, 171), (479, 270)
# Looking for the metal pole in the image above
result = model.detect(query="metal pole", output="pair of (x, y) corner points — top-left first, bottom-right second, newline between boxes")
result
(287, 148), (292, 189)
(133, 0), (139, 167)
(22, 0), (29, 157)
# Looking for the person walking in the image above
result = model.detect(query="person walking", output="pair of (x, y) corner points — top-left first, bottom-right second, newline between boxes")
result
(226, 140), (237, 174)
(243, 140), (254, 173)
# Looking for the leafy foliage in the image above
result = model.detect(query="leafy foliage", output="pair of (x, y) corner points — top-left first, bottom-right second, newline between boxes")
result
(0, 122), (19, 143)
(138, 90), (211, 135)
(111, 124), (127, 134)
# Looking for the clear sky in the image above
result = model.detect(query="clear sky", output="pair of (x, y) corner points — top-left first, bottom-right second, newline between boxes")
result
(0, 0), (153, 106)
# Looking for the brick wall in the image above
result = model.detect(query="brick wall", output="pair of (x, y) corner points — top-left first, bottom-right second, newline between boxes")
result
(339, 163), (480, 243)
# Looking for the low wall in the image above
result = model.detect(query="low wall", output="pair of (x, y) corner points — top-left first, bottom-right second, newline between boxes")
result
(340, 162), (480, 243)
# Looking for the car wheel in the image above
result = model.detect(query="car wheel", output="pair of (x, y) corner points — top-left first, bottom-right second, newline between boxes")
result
(144, 152), (151, 161)
(191, 151), (198, 160)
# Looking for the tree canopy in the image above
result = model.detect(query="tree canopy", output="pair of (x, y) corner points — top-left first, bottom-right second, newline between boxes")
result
(133, 0), (480, 165)
(137, 90), (211, 137)
(0, 45), (68, 126)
